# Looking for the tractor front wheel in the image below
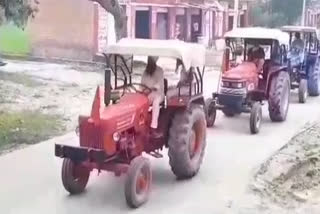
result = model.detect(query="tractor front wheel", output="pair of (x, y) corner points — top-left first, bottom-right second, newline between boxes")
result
(61, 158), (90, 195)
(205, 98), (216, 127)
(250, 102), (262, 134)
(298, 79), (308, 103)
(168, 104), (207, 179)
(268, 71), (290, 122)
(125, 156), (152, 208)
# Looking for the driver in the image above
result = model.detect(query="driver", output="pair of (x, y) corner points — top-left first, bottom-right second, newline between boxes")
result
(141, 56), (164, 138)
(249, 46), (265, 73)
(292, 32), (304, 51)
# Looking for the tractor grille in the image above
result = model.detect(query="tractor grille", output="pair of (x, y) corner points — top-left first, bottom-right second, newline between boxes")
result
(218, 94), (244, 110)
(79, 121), (104, 150)
(220, 87), (246, 96)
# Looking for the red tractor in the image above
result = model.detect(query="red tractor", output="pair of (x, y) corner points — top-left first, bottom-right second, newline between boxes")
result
(55, 39), (208, 208)
(205, 27), (291, 134)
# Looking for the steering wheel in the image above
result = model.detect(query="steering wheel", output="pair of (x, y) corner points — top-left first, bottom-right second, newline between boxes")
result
(125, 83), (152, 94)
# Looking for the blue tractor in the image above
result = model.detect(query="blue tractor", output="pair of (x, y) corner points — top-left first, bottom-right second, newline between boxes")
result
(280, 26), (320, 103)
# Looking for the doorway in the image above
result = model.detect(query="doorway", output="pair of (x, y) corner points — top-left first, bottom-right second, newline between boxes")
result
(191, 15), (201, 43)
(157, 13), (168, 40)
(135, 10), (150, 39)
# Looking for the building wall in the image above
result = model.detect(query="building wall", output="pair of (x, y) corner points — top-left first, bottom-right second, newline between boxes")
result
(27, 0), (96, 61)
(97, 4), (117, 54)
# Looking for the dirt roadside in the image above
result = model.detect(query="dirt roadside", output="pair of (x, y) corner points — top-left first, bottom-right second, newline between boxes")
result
(237, 120), (320, 214)
(0, 60), (106, 154)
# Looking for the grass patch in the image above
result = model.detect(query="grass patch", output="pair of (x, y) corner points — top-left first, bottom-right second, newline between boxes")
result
(0, 71), (42, 87)
(0, 24), (30, 54)
(0, 111), (64, 151)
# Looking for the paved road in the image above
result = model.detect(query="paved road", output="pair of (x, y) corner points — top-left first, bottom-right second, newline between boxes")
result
(2, 71), (320, 214)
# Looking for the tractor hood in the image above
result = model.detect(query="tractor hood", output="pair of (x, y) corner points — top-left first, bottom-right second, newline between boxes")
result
(223, 62), (258, 81)
(91, 87), (149, 133)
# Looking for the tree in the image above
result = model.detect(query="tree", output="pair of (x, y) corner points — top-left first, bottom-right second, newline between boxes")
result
(250, 0), (313, 27)
(89, 0), (127, 41)
(0, 0), (39, 28)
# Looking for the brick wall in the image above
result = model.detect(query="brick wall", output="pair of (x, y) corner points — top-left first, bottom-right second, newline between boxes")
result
(27, 0), (96, 61)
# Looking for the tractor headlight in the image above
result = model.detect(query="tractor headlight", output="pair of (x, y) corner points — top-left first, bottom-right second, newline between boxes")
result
(221, 81), (230, 87)
(230, 82), (245, 88)
(222, 81), (245, 88)
(113, 132), (121, 142)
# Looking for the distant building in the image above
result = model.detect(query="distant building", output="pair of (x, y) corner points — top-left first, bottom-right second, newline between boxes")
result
(305, 1), (320, 27)
(96, 0), (251, 53)
(5, 0), (251, 61)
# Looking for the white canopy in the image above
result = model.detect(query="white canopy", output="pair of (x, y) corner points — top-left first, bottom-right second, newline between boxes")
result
(224, 27), (290, 46)
(104, 38), (206, 70)
(281, 25), (320, 40)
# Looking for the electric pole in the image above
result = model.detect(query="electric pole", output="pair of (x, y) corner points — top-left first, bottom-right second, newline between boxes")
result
(233, 0), (239, 29)
(301, 0), (307, 26)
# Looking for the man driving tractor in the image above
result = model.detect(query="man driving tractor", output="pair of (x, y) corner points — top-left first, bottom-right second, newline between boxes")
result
(141, 56), (164, 138)
(292, 32), (304, 51)
(248, 45), (266, 73)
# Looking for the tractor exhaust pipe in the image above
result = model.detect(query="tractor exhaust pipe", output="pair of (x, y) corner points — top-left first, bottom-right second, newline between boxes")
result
(104, 68), (111, 106)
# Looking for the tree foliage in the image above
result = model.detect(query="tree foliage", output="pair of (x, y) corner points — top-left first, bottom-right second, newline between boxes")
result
(0, 0), (39, 28)
(251, 0), (313, 27)
(89, 0), (127, 41)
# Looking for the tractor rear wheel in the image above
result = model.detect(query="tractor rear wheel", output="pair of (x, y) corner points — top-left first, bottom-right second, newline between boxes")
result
(222, 108), (235, 117)
(61, 158), (90, 194)
(168, 104), (207, 179)
(250, 102), (262, 134)
(308, 58), (320, 96)
(125, 156), (151, 208)
(268, 71), (290, 122)
(205, 98), (216, 127)
(298, 79), (308, 103)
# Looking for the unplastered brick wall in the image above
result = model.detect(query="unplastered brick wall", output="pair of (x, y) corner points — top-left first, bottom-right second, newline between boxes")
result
(27, 0), (95, 61)
(98, 5), (108, 54)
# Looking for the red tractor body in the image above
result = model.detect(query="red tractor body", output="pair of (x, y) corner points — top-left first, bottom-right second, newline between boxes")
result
(222, 61), (259, 91)
(79, 87), (149, 156)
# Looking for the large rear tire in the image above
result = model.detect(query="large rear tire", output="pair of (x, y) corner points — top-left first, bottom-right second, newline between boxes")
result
(308, 58), (320, 96)
(205, 98), (216, 127)
(61, 158), (90, 195)
(268, 71), (290, 122)
(125, 156), (152, 208)
(168, 104), (207, 179)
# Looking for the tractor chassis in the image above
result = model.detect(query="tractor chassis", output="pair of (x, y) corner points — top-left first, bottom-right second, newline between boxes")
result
(212, 92), (264, 113)
(55, 144), (130, 176)
(207, 92), (264, 134)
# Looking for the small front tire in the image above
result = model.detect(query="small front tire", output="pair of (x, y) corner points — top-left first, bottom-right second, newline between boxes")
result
(298, 79), (308, 103)
(61, 158), (90, 195)
(125, 156), (152, 208)
(205, 98), (216, 127)
(250, 102), (262, 134)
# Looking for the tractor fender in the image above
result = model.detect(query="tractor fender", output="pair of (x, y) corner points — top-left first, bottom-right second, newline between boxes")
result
(266, 65), (288, 98)
(188, 96), (205, 109)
